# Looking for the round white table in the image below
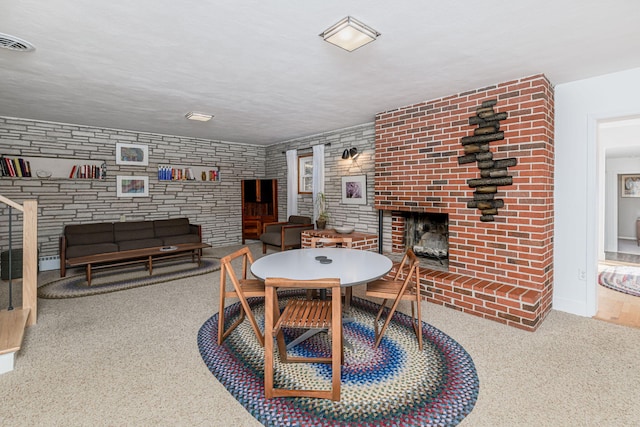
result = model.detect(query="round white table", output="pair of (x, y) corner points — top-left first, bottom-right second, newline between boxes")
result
(251, 248), (393, 286)
(251, 248), (393, 349)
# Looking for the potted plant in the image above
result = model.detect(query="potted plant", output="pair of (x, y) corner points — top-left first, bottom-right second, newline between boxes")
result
(315, 192), (329, 229)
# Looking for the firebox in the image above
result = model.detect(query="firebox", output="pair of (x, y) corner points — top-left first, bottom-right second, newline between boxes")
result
(403, 212), (448, 268)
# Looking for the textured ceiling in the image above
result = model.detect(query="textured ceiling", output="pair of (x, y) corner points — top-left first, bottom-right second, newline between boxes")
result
(1, 0), (640, 146)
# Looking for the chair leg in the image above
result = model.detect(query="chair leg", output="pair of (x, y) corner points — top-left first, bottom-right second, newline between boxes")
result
(219, 309), (246, 345)
(264, 291), (275, 398)
(262, 243), (267, 254)
(413, 289), (423, 351)
(344, 287), (352, 312)
(373, 281), (411, 348)
(236, 296), (265, 347)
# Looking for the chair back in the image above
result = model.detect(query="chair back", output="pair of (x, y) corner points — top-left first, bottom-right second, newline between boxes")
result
(218, 246), (265, 346)
(391, 248), (419, 283)
(220, 246), (255, 297)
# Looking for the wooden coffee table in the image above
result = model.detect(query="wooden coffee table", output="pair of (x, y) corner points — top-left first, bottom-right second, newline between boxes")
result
(66, 242), (211, 286)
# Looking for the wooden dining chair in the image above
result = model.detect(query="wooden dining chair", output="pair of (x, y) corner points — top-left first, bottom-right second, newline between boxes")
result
(309, 236), (353, 305)
(264, 277), (342, 401)
(365, 249), (423, 350)
(218, 246), (265, 347)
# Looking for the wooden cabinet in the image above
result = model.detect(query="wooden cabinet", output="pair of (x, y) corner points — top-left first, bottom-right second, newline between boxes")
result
(241, 179), (278, 243)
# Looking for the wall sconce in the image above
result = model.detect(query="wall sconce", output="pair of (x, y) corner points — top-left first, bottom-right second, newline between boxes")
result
(342, 147), (359, 160)
(319, 16), (380, 52)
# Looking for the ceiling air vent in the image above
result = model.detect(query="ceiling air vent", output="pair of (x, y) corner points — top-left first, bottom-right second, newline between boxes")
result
(0, 33), (35, 52)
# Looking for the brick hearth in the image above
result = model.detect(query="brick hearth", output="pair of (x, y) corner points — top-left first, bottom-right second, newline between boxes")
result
(375, 75), (554, 331)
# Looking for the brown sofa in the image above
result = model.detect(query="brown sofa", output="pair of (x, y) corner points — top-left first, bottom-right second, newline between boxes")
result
(59, 218), (201, 276)
(259, 215), (314, 253)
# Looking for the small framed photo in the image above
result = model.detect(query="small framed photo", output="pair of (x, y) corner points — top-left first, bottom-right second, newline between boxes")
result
(341, 175), (367, 205)
(117, 176), (149, 197)
(621, 174), (640, 198)
(116, 143), (149, 166)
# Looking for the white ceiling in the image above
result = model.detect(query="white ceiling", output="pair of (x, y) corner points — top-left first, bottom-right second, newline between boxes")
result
(1, 0), (640, 146)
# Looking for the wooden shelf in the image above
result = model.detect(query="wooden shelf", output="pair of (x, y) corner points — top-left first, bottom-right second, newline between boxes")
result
(157, 164), (220, 182)
(1, 156), (105, 179)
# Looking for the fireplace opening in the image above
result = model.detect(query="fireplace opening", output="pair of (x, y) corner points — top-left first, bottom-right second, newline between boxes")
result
(403, 212), (449, 269)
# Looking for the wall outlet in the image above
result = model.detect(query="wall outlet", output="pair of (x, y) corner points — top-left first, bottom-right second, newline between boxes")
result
(578, 269), (586, 281)
(120, 215), (126, 222)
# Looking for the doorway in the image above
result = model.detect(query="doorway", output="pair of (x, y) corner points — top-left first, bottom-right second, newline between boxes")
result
(595, 117), (640, 328)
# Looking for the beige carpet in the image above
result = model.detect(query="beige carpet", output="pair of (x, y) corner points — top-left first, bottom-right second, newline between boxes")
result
(1, 243), (640, 426)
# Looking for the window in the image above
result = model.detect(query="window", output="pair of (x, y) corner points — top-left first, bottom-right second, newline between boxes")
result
(298, 154), (313, 194)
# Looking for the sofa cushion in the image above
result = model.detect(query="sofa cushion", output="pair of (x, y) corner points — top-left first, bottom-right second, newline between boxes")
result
(118, 238), (163, 251)
(288, 215), (312, 224)
(154, 218), (191, 237)
(162, 234), (201, 245)
(65, 223), (114, 246)
(259, 232), (281, 247)
(114, 221), (155, 242)
(66, 243), (119, 259)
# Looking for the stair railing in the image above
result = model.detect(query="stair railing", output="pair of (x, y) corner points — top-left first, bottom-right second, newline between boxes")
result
(0, 195), (38, 326)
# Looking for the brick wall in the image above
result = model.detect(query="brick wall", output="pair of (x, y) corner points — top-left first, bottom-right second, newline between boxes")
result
(0, 117), (266, 259)
(375, 75), (554, 331)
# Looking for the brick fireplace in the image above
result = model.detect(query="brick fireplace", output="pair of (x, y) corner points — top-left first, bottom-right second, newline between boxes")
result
(375, 75), (554, 331)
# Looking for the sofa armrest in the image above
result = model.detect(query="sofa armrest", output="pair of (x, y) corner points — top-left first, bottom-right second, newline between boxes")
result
(263, 221), (289, 234)
(189, 224), (202, 242)
(281, 223), (315, 245)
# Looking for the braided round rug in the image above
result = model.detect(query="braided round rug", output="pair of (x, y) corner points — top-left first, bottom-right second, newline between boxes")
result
(198, 292), (479, 426)
(38, 258), (220, 299)
(598, 265), (640, 297)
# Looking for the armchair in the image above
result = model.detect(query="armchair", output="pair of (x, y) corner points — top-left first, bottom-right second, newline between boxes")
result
(260, 215), (314, 254)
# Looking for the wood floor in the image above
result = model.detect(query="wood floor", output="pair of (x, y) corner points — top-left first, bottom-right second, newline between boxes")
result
(594, 284), (640, 328)
(594, 248), (640, 329)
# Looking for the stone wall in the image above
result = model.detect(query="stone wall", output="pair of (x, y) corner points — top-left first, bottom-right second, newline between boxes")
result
(0, 117), (266, 259)
(264, 123), (390, 248)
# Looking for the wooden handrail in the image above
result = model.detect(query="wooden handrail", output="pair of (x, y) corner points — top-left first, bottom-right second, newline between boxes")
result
(0, 195), (24, 212)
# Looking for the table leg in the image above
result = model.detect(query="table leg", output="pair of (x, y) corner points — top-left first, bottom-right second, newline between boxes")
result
(148, 256), (153, 275)
(86, 264), (92, 286)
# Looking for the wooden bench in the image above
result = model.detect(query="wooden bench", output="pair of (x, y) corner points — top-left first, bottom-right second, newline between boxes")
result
(66, 242), (211, 286)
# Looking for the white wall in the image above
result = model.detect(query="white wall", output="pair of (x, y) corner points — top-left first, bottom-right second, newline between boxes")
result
(554, 67), (640, 317)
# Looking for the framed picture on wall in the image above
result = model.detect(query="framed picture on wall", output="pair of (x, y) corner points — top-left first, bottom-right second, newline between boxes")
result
(341, 175), (367, 205)
(116, 143), (149, 166)
(621, 174), (640, 197)
(117, 175), (149, 197)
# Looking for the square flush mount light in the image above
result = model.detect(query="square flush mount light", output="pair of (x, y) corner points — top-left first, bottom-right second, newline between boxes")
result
(185, 112), (213, 122)
(319, 16), (380, 52)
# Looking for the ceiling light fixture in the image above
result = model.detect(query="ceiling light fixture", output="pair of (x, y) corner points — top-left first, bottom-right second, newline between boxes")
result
(319, 16), (380, 52)
(185, 112), (213, 122)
